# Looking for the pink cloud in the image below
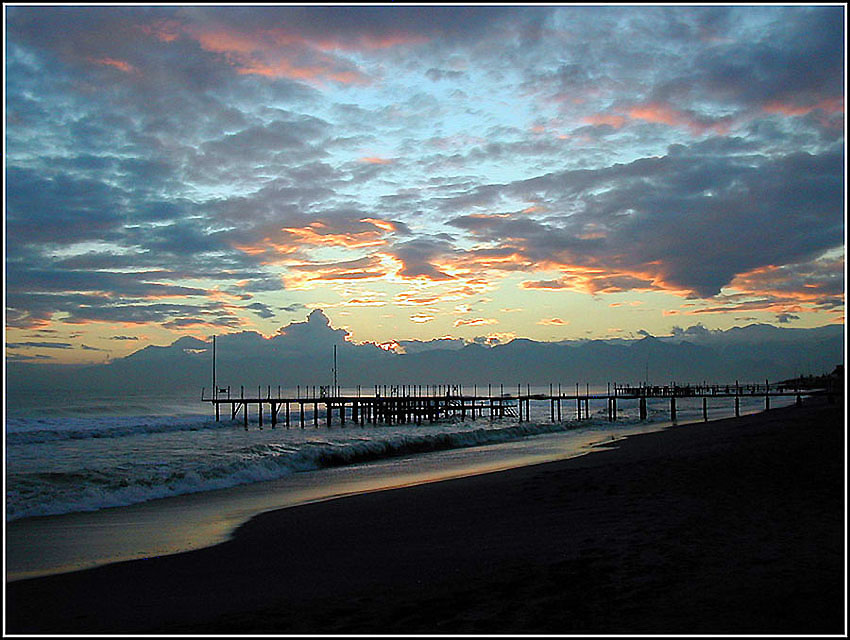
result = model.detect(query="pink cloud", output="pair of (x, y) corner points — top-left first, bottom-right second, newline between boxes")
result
(627, 102), (730, 135)
(763, 97), (844, 117)
(582, 114), (626, 129)
(156, 21), (417, 84)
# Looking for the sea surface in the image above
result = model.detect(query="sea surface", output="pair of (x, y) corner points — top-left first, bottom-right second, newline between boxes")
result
(5, 385), (795, 579)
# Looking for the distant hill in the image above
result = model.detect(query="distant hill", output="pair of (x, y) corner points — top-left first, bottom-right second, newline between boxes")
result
(6, 311), (844, 395)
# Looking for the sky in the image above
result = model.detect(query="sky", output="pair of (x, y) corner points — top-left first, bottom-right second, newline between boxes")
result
(4, 4), (846, 365)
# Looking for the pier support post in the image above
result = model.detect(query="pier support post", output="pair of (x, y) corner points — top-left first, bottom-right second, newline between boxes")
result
(702, 397), (707, 422)
(670, 396), (676, 423)
(550, 395), (554, 422)
(765, 394), (770, 411)
(735, 395), (740, 418)
(639, 396), (647, 421)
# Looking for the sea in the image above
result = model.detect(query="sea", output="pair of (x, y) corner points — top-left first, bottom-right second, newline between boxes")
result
(5, 385), (795, 580)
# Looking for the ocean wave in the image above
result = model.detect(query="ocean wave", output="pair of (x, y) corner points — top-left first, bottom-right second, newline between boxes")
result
(6, 418), (600, 521)
(5, 415), (228, 445)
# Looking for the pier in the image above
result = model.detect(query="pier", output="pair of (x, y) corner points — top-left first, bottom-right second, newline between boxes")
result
(201, 380), (836, 430)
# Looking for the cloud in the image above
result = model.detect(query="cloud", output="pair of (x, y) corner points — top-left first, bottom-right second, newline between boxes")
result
(447, 142), (843, 299)
(5, 5), (843, 349)
(453, 318), (498, 327)
(537, 318), (569, 326)
(6, 342), (73, 349)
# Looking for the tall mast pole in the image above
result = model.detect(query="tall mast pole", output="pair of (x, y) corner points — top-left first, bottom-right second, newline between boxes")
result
(212, 335), (216, 396)
(333, 344), (338, 394)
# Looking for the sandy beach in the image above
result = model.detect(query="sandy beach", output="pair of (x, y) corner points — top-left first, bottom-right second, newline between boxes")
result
(5, 396), (845, 635)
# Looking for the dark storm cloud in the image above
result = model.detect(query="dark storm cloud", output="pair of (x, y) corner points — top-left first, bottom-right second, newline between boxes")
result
(687, 7), (844, 111)
(6, 167), (127, 245)
(197, 115), (329, 161)
(384, 237), (458, 281)
(6, 268), (210, 299)
(177, 5), (541, 47)
(6, 342), (73, 350)
(244, 302), (276, 320)
(446, 142), (844, 297)
(67, 301), (241, 327)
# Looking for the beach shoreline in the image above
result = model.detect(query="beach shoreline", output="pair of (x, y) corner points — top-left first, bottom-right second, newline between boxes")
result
(5, 396), (845, 634)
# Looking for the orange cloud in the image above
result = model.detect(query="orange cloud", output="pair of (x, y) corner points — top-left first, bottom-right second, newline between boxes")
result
(281, 222), (388, 249)
(394, 291), (444, 306)
(376, 340), (403, 353)
(359, 217), (400, 233)
(283, 256), (389, 289)
(725, 259), (845, 309)
(237, 221), (394, 263)
(359, 157), (392, 164)
(88, 57), (136, 73)
(453, 317), (497, 327)
(537, 317), (569, 326)
(521, 205), (546, 214)
(344, 298), (386, 307)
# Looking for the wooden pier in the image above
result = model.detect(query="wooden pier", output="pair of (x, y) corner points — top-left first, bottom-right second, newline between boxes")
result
(201, 380), (835, 430)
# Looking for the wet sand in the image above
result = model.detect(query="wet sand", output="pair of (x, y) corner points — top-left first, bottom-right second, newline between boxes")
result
(5, 396), (845, 634)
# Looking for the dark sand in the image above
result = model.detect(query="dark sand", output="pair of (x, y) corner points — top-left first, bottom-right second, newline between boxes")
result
(5, 397), (845, 635)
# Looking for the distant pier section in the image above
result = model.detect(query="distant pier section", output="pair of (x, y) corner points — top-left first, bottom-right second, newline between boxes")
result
(201, 379), (839, 430)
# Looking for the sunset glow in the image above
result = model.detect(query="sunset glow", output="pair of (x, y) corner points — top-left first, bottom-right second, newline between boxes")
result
(5, 5), (845, 364)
